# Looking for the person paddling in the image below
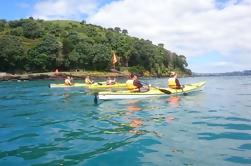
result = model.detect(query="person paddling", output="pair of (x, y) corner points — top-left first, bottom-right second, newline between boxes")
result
(106, 77), (116, 85)
(167, 72), (183, 89)
(85, 76), (94, 84)
(64, 76), (73, 86)
(126, 74), (149, 92)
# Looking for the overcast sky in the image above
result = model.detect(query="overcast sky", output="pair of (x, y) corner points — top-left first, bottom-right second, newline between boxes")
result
(1, 0), (250, 73)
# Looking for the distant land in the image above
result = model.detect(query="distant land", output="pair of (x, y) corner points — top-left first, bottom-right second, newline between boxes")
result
(193, 70), (251, 76)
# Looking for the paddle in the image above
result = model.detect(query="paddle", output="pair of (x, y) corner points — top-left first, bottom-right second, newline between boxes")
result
(156, 87), (172, 94)
(141, 81), (172, 94)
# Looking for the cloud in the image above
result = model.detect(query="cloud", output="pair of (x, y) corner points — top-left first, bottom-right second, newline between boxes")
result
(87, 0), (251, 72)
(31, 0), (100, 20)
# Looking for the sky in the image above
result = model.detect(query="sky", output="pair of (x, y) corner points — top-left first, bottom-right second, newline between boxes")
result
(0, 0), (251, 73)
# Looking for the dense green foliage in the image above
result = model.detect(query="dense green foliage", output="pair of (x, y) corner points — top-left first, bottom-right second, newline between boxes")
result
(0, 18), (191, 75)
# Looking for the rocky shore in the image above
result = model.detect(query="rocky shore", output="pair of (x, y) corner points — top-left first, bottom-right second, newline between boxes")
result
(0, 71), (130, 81)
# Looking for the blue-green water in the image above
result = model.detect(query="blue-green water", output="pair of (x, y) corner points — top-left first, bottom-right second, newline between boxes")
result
(0, 76), (251, 166)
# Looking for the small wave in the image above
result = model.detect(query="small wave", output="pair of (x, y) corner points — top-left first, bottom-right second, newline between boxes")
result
(238, 143), (251, 150)
(198, 132), (251, 140)
(7, 133), (38, 142)
(226, 117), (251, 122)
(225, 156), (251, 164)
(13, 111), (39, 117)
(236, 93), (251, 96)
(38, 119), (75, 127)
(0, 144), (68, 161)
(191, 121), (251, 131)
(208, 109), (218, 112)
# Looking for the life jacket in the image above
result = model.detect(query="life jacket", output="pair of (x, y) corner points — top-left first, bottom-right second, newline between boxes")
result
(126, 79), (138, 90)
(168, 78), (179, 89)
(64, 79), (71, 85)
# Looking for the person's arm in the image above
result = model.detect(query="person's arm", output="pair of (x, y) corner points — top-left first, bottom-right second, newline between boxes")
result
(133, 80), (143, 88)
(175, 79), (182, 88)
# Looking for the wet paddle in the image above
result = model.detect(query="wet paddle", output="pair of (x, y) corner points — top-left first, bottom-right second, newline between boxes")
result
(142, 82), (172, 94)
(157, 88), (172, 94)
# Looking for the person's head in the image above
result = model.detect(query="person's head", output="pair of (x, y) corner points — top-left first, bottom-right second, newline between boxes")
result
(67, 76), (70, 79)
(133, 74), (138, 80)
(129, 73), (134, 79)
(86, 75), (89, 79)
(170, 72), (177, 77)
(107, 76), (111, 80)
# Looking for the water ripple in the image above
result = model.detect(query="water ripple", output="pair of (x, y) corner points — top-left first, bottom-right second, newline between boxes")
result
(193, 122), (251, 130)
(225, 117), (251, 122)
(225, 156), (251, 164)
(239, 144), (251, 150)
(7, 133), (38, 142)
(198, 132), (251, 140)
(0, 144), (68, 160)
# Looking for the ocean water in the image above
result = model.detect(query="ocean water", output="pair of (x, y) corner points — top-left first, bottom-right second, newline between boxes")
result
(0, 76), (251, 166)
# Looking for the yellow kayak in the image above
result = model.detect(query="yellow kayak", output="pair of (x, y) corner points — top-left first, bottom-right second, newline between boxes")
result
(87, 82), (127, 89)
(49, 82), (127, 89)
(97, 81), (206, 100)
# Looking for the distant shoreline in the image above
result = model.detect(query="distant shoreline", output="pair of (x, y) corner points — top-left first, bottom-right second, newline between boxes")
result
(193, 70), (251, 77)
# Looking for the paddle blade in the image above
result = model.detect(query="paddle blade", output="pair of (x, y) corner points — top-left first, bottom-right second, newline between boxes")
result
(158, 88), (172, 94)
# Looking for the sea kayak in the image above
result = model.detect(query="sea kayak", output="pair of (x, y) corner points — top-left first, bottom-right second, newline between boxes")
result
(97, 81), (206, 100)
(49, 82), (126, 89)
(49, 83), (88, 88)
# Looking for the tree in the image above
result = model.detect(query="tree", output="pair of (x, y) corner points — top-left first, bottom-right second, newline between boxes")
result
(80, 20), (86, 24)
(26, 49), (48, 71)
(158, 43), (164, 48)
(64, 50), (81, 70)
(114, 27), (121, 33)
(0, 19), (6, 32)
(122, 29), (128, 35)
(10, 27), (23, 36)
(92, 44), (111, 70)
(27, 35), (62, 71)
(74, 41), (94, 69)
(0, 35), (25, 72)
(63, 32), (82, 54)
(8, 19), (25, 28)
(22, 20), (44, 39)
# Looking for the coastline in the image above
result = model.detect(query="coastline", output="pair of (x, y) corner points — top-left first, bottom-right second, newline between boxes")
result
(0, 70), (192, 81)
(0, 71), (131, 81)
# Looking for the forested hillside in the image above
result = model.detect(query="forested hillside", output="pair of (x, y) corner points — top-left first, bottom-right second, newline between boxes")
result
(0, 18), (191, 76)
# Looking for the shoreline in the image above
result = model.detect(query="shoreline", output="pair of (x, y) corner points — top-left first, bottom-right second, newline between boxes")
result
(0, 71), (132, 81)
(0, 71), (192, 81)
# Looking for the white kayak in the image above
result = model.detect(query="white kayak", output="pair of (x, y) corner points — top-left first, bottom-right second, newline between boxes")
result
(97, 81), (206, 100)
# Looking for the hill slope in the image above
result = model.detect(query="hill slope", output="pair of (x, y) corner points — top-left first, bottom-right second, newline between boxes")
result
(0, 18), (191, 76)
